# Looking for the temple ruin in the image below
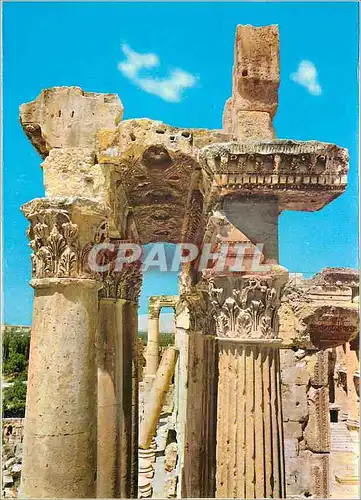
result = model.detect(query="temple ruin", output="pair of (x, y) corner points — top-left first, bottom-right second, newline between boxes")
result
(13, 24), (359, 499)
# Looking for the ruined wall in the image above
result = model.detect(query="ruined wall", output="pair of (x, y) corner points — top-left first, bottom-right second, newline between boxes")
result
(2, 419), (24, 498)
(281, 349), (331, 498)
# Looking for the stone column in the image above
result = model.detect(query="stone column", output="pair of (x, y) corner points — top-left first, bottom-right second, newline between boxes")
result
(97, 261), (142, 498)
(19, 197), (109, 498)
(346, 342), (359, 428)
(208, 270), (288, 499)
(145, 300), (160, 383)
(181, 293), (218, 498)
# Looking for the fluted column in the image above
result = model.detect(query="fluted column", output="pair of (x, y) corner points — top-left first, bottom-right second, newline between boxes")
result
(20, 197), (109, 498)
(181, 293), (218, 498)
(208, 269), (288, 499)
(97, 260), (142, 498)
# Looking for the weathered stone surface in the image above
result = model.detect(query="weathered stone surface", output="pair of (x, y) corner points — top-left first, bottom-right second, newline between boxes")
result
(41, 148), (108, 200)
(199, 140), (349, 212)
(16, 21), (357, 500)
(20, 86), (123, 157)
(282, 384), (308, 422)
(164, 442), (178, 472)
(232, 25), (280, 116)
(223, 25), (279, 140)
(284, 421), (303, 441)
(165, 476), (178, 498)
(304, 386), (330, 452)
(223, 108), (275, 141)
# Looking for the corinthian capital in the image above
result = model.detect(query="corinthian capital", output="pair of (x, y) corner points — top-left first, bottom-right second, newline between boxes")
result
(97, 240), (142, 302)
(22, 197), (109, 280)
(207, 267), (288, 341)
(99, 264), (142, 302)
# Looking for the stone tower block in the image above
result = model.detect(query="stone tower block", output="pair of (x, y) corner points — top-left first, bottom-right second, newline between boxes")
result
(223, 24), (280, 140)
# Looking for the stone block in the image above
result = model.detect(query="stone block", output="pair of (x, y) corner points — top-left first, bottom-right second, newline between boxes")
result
(284, 421), (303, 440)
(282, 384), (308, 422)
(20, 87), (123, 157)
(164, 442), (178, 472)
(232, 25), (279, 116)
(165, 477), (178, 498)
(2, 474), (13, 487)
(223, 108), (275, 141)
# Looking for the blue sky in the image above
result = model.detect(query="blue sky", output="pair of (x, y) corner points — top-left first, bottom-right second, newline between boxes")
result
(3, 1), (359, 326)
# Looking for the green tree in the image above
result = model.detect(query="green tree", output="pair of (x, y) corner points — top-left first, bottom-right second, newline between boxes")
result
(3, 380), (27, 418)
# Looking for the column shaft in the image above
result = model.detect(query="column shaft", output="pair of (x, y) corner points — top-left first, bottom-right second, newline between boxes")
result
(97, 298), (139, 498)
(346, 343), (359, 425)
(145, 316), (160, 378)
(216, 341), (285, 499)
(183, 332), (217, 498)
(21, 279), (99, 498)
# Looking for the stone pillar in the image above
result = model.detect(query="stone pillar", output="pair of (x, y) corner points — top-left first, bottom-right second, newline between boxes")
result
(223, 24), (279, 141)
(346, 342), (359, 427)
(208, 270), (288, 499)
(97, 261), (142, 498)
(181, 293), (218, 499)
(19, 197), (109, 498)
(145, 300), (160, 382)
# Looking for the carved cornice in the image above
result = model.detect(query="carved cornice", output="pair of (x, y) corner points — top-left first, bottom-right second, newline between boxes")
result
(199, 141), (349, 212)
(22, 198), (109, 280)
(207, 272), (287, 341)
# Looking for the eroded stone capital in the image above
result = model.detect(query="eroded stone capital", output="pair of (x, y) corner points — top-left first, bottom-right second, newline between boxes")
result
(21, 197), (109, 280)
(97, 242), (142, 302)
(176, 292), (215, 334)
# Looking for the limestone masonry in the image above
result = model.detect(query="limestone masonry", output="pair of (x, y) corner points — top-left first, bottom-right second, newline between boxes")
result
(7, 24), (358, 499)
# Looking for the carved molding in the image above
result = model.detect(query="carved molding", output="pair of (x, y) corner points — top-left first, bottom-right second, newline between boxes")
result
(208, 275), (284, 340)
(24, 206), (109, 280)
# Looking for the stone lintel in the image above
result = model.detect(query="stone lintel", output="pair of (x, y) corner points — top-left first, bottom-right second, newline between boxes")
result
(148, 295), (179, 318)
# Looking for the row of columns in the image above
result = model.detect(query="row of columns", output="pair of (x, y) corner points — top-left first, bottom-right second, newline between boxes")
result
(20, 198), (290, 499)
(20, 198), (142, 498)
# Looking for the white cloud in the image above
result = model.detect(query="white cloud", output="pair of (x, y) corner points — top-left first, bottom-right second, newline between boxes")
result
(118, 44), (196, 102)
(291, 60), (322, 96)
(138, 313), (175, 333)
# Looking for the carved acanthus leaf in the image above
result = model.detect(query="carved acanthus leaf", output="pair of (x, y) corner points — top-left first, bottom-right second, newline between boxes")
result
(26, 209), (109, 279)
(208, 276), (282, 340)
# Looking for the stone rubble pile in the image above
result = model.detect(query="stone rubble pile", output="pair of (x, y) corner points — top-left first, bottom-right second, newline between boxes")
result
(2, 419), (24, 498)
